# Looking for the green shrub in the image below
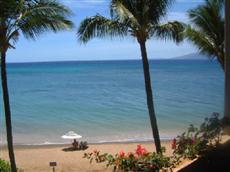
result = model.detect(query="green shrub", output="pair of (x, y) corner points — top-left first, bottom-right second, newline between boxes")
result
(0, 159), (11, 172)
(0, 159), (23, 172)
(172, 113), (223, 160)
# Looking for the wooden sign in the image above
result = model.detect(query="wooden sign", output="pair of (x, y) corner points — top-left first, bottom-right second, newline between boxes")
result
(49, 162), (57, 167)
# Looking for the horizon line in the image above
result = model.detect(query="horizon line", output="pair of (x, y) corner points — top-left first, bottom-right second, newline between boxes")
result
(7, 58), (209, 64)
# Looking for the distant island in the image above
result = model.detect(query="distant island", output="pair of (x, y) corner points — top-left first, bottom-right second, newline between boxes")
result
(171, 53), (209, 60)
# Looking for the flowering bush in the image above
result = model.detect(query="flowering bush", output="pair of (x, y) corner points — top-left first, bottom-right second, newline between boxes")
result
(83, 145), (172, 172)
(172, 113), (223, 160)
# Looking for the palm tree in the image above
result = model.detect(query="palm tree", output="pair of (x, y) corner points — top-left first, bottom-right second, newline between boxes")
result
(224, 0), (230, 122)
(186, 0), (230, 121)
(0, 0), (73, 171)
(77, 0), (184, 153)
(186, 0), (224, 70)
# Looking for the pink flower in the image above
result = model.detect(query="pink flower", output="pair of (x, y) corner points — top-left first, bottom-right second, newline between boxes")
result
(171, 138), (177, 149)
(141, 148), (147, 155)
(136, 144), (148, 156)
(119, 150), (125, 157)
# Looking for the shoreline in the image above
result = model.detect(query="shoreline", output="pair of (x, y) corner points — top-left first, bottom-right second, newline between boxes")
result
(0, 139), (172, 150)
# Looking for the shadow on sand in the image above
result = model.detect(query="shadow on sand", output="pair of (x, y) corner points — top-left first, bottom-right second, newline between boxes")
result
(62, 146), (88, 152)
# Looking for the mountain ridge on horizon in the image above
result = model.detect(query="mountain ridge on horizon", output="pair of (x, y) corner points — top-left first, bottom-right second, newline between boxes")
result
(171, 53), (208, 60)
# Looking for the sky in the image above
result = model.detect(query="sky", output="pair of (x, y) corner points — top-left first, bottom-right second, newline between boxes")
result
(7, 0), (205, 63)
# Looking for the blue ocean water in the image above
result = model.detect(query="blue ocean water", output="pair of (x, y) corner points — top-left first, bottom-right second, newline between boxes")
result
(0, 59), (224, 145)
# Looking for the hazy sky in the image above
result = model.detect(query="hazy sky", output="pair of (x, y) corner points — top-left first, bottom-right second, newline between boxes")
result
(7, 0), (205, 62)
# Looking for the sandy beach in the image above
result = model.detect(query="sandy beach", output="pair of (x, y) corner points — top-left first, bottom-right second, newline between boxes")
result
(0, 141), (173, 172)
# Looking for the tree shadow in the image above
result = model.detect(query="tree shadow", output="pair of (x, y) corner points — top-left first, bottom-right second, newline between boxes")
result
(178, 140), (230, 172)
(62, 146), (88, 152)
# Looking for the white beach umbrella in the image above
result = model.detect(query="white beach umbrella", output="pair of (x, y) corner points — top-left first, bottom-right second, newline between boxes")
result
(61, 131), (82, 140)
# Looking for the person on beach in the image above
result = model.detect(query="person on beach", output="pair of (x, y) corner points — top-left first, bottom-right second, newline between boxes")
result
(72, 139), (78, 150)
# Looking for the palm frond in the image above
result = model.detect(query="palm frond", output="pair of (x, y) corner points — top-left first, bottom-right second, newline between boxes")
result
(186, 0), (224, 69)
(0, 0), (18, 20)
(148, 0), (174, 22)
(151, 21), (185, 43)
(188, 0), (224, 47)
(186, 25), (224, 68)
(7, 30), (19, 46)
(78, 15), (128, 43)
(111, 0), (139, 29)
(111, 0), (174, 25)
(17, 0), (73, 39)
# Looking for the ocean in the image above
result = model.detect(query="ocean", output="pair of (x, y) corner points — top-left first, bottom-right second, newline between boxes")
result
(0, 59), (224, 145)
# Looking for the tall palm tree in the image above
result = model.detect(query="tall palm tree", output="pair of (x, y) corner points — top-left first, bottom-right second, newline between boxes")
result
(225, 0), (230, 122)
(77, 0), (184, 153)
(185, 0), (230, 121)
(0, 0), (73, 171)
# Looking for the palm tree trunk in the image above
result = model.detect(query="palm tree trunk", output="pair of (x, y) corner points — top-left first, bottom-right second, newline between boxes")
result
(224, 0), (230, 123)
(138, 40), (161, 153)
(0, 51), (17, 172)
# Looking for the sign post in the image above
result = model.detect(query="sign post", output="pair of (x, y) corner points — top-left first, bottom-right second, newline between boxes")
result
(49, 162), (57, 172)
